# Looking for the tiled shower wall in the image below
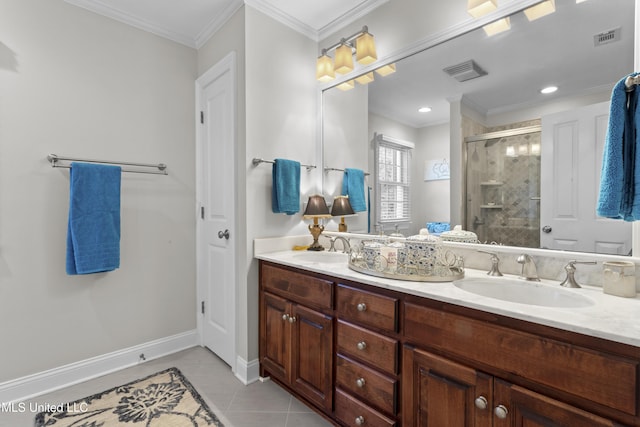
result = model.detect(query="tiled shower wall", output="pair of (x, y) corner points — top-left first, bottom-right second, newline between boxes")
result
(465, 120), (541, 248)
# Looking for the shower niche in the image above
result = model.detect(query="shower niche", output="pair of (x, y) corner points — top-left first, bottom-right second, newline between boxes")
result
(465, 124), (541, 248)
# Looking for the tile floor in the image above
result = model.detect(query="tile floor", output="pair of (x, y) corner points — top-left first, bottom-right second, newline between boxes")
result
(0, 346), (334, 427)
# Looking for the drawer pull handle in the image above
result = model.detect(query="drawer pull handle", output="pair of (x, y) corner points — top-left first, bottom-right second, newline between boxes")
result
(474, 396), (488, 410)
(494, 404), (509, 419)
(356, 377), (366, 388)
(288, 316), (296, 323)
(282, 314), (289, 321)
(356, 303), (367, 312)
(355, 415), (365, 425)
(356, 341), (367, 351)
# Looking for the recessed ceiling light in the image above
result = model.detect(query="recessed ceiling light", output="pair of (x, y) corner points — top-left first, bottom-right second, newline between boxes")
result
(418, 107), (432, 113)
(541, 86), (558, 94)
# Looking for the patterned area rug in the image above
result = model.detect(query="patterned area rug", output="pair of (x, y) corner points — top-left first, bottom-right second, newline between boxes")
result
(35, 367), (224, 426)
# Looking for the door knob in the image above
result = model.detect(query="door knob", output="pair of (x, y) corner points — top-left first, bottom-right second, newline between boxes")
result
(542, 225), (552, 233)
(494, 404), (509, 419)
(218, 229), (230, 239)
(356, 377), (366, 388)
(356, 341), (367, 351)
(355, 415), (365, 425)
(474, 396), (488, 410)
(356, 303), (367, 312)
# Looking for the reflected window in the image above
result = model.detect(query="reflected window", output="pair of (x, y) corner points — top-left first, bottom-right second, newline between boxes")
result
(375, 135), (413, 224)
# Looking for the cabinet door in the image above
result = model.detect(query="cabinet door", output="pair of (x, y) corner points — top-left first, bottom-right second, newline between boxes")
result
(403, 345), (493, 427)
(260, 292), (291, 383)
(291, 303), (334, 411)
(494, 379), (619, 427)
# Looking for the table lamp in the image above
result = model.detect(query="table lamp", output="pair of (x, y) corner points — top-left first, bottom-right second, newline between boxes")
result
(331, 195), (355, 232)
(303, 195), (332, 251)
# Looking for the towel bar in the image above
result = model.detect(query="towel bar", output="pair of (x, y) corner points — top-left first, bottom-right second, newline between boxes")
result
(47, 154), (168, 175)
(252, 158), (316, 171)
(324, 167), (370, 176)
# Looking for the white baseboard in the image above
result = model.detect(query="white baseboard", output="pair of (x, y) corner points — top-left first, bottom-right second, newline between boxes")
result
(234, 356), (260, 385)
(0, 330), (199, 404)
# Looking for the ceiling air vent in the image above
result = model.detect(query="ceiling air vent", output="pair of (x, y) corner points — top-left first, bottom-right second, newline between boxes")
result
(443, 60), (488, 82)
(594, 27), (621, 47)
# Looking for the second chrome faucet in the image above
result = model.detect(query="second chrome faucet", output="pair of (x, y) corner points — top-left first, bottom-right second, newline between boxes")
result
(517, 254), (540, 281)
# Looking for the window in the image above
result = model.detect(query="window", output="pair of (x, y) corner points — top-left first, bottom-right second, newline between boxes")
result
(374, 134), (414, 225)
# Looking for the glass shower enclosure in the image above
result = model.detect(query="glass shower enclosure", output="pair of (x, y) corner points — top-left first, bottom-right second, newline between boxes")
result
(464, 125), (541, 248)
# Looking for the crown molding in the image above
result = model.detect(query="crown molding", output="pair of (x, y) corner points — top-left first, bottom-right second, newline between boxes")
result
(195, 0), (245, 49)
(244, 0), (318, 40)
(316, 0), (389, 42)
(64, 0), (197, 48)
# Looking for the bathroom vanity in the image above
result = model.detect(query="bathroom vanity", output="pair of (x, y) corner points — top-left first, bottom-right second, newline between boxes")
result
(257, 250), (640, 427)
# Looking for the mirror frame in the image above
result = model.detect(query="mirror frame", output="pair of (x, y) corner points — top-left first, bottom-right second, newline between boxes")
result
(318, 0), (640, 257)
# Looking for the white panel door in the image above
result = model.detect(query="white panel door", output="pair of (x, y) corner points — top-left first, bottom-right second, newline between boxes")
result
(540, 101), (631, 254)
(196, 52), (236, 368)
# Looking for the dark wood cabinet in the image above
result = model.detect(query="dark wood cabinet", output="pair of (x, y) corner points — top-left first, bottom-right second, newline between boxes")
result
(258, 260), (640, 427)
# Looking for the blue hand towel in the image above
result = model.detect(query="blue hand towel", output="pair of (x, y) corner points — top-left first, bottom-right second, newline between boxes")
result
(66, 162), (122, 275)
(272, 159), (300, 215)
(597, 73), (640, 220)
(342, 168), (366, 212)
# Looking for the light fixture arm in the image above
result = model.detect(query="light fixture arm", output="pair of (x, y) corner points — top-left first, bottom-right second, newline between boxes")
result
(320, 26), (370, 55)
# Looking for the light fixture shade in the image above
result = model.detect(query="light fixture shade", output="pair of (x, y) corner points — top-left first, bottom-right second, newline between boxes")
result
(303, 195), (331, 218)
(524, 0), (555, 21)
(467, 0), (497, 18)
(355, 72), (375, 85)
(375, 63), (396, 77)
(336, 80), (355, 91)
(356, 31), (377, 65)
(334, 43), (354, 74)
(331, 196), (355, 216)
(316, 54), (335, 82)
(483, 17), (511, 36)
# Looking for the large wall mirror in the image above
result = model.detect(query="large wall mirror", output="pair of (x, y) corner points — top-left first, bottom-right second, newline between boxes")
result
(322, 0), (634, 255)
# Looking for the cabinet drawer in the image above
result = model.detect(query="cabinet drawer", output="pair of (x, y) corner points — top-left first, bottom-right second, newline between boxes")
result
(335, 388), (396, 427)
(336, 285), (398, 332)
(404, 302), (639, 416)
(261, 263), (333, 310)
(337, 320), (398, 375)
(336, 354), (397, 415)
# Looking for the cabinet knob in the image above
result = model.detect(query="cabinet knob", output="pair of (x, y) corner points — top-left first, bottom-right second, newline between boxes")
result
(282, 314), (289, 321)
(355, 415), (365, 425)
(356, 377), (366, 388)
(356, 303), (367, 312)
(474, 396), (488, 410)
(494, 404), (509, 419)
(356, 341), (367, 351)
(288, 316), (296, 323)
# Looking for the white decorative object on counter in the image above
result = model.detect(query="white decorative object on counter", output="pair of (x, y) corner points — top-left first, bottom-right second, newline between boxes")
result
(440, 225), (479, 243)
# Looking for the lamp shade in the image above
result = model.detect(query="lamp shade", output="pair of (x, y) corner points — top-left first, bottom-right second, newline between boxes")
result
(334, 43), (354, 74)
(467, 0), (497, 18)
(356, 31), (377, 65)
(524, 0), (555, 21)
(336, 80), (355, 91)
(355, 72), (375, 85)
(483, 17), (510, 36)
(375, 63), (396, 77)
(331, 196), (355, 217)
(303, 195), (331, 218)
(316, 54), (335, 83)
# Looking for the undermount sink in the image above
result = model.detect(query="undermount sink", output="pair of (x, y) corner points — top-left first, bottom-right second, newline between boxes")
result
(292, 251), (348, 264)
(453, 277), (594, 308)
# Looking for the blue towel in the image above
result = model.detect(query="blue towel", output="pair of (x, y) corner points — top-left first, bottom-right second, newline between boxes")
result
(342, 168), (366, 212)
(427, 222), (450, 234)
(597, 73), (640, 220)
(272, 159), (300, 215)
(66, 162), (122, 275)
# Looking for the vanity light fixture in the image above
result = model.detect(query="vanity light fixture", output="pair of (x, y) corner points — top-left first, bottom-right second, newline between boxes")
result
(303, 195), (332, 251)
(331, 195), (355, 232)
(524, 0), (556, 21)
(467, 0), (497, 18)
(541, 85), (558, 94)
(375, 63), (396, 76)
(483, 17), (511, 36)
(355, 72), (375, 85)
(418, 106), (432, 113)
(316, 26), (378, 82)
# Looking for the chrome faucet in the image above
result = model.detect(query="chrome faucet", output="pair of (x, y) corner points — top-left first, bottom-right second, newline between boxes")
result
(329, 236), (351, 253)
(559, 260), (597, 288)
(478, 251), (503, 276)
(517, 254), (540, 281)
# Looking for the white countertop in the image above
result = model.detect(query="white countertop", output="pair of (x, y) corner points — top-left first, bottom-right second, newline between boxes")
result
(256, 250), (640, 348)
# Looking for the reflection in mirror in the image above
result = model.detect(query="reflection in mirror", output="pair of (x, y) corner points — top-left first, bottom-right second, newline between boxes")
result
(322, 0), (634, 254)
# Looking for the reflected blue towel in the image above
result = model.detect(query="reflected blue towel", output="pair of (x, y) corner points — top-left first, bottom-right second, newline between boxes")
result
(272, 159), (300, 215)
(427, 222), (450, 234)
(342, 168), (366, 212)
(66, 162), (122, 275)
(597, 73), (640, 220)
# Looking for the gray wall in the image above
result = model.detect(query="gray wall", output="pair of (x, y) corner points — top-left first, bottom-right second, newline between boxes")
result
(0, 0), (197, 381)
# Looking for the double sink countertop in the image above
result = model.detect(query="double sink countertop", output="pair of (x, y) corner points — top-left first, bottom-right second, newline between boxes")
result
(256, 249), (640, 348)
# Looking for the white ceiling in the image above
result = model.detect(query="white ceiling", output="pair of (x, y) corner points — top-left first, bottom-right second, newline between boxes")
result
(63, 0), (387, 48)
